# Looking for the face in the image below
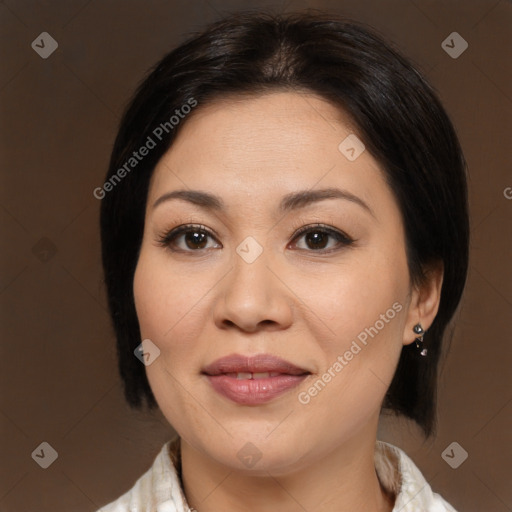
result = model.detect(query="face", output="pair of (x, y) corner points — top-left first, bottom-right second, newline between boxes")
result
(133, 91), (417, 475)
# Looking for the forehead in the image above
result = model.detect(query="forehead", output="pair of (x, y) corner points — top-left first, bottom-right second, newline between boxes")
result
(147, 91), (391, 216)
(156, 91), (357, 169)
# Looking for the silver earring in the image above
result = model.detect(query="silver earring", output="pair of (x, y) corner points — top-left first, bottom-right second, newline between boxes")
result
(413, 323), (427, 356)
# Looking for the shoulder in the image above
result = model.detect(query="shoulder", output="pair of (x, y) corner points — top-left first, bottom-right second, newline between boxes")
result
(375, 440), (459, 512)
(95, 437), (188, 512)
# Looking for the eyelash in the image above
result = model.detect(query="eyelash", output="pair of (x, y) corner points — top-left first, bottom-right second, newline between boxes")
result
(156, 223), (356, 255)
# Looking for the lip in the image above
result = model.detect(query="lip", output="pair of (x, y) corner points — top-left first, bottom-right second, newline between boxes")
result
(202, 353), (311, 405)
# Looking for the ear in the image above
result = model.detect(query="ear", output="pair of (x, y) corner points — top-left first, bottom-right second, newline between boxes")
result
(403, 261), (444, 346)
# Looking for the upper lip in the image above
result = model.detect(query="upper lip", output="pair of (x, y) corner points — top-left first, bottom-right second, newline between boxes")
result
(202, 353), (310, 376)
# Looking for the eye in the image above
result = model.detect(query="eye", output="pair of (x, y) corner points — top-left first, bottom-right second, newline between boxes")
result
(157, 224), (220, 252)
(289, 224), (355, 252)
(157, 223), (355, 254)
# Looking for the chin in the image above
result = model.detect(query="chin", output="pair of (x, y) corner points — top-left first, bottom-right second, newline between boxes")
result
(199, 431), (312, 475)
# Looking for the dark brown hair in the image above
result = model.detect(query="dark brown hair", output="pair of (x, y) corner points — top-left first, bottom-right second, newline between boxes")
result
(100, 10), (470, 438)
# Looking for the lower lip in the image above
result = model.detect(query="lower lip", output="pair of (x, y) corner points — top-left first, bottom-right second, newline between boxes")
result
(205, 374), (309, 405)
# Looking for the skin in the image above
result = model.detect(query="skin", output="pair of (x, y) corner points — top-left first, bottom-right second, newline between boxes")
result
(133, 91), (443, 512)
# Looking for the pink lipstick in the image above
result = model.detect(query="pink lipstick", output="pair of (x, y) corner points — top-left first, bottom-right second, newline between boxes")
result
(202, 353), (310, 405)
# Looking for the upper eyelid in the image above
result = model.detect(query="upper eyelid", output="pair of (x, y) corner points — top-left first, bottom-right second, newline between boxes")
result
(291, 223), (352, 238)
(165, 223), (347, 238)
(159, 223), (354, 248)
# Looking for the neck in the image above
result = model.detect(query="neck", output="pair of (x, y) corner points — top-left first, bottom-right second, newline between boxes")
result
(179, 418), (395, 512)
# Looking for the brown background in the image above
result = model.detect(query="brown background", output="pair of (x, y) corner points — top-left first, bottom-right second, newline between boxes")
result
(1, 0), (511, 510)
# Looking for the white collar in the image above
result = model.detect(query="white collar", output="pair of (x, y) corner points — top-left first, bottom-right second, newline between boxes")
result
(97, 437), (457, 511)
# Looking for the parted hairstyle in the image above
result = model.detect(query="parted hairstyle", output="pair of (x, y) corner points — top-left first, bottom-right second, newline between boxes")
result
(100, 10), (470, 438)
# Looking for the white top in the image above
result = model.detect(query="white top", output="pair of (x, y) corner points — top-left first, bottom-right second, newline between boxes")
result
(97, 437), (458, 512)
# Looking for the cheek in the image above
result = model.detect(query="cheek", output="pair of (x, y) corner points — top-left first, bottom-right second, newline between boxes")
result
(294, 249), (408, 346)
(291, 246), (408, 406)
(133, 251), (207, 343)
(132, 252), (209, 406)
(133, 252), (211, 430)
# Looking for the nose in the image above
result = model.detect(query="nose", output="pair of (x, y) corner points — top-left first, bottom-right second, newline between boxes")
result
(212, 246), (294, 333)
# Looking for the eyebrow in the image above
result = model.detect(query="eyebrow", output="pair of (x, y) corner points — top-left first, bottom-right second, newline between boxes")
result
(152, 187), (375, 218)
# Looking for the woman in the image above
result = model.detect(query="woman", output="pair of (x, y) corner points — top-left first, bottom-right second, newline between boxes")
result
(97, 10), (469, 512)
